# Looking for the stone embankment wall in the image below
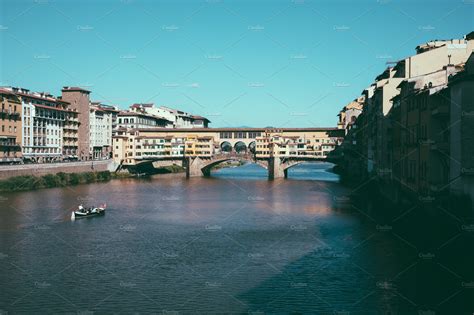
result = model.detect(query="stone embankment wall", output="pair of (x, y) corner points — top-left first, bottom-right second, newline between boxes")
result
(0, 160), (118, 180)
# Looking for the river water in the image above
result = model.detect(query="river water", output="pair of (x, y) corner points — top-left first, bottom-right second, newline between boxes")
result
(0, 163), (473, 314)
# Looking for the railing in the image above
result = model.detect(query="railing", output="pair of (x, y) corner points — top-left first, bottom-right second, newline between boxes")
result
(0, 143), (21, 149)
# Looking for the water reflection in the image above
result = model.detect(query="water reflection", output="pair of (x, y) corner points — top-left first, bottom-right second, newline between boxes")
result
(0, 162), (472, 313)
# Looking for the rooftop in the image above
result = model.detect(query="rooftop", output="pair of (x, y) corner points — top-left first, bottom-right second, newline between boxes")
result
(118, 111), (171, 122)
(135, 127), (341, 133)
(191, 115), (211, 122)
(62, 86), (91, 93)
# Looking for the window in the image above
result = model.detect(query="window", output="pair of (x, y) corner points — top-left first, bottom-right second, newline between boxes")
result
(220, 132), (232, 139)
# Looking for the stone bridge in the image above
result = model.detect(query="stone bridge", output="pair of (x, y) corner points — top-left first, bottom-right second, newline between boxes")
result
(185, 152), (327, 179)
(131, 152), (338, 179)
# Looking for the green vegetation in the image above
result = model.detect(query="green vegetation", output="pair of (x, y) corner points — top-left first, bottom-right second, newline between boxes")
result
(0, 171), (119, 192)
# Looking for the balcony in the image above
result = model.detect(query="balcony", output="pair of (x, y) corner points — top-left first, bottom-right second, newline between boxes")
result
(63, 142), (78, 147)
(0, 109), (21, 119)
(0, 142), (21, 149)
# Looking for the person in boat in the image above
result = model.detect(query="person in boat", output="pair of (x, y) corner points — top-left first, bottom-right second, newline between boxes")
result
(78, 204), (85, 213)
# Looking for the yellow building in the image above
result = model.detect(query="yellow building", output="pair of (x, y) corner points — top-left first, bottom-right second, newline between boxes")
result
(185, 135), (214, 157)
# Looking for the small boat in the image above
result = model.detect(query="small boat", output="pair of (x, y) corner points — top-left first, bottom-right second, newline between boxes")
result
(71, 204), (106, 220)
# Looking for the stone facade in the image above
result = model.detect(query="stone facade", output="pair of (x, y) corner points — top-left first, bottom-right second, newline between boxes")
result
(61, 87), (91, 161)
(336, 32), (474, 208)
(0, 88), (22, 163)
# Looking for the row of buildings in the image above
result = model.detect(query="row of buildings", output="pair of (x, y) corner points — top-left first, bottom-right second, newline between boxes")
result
(335, 31), (474, 206)
(0, 81), (342, 168)
(0, 86), (210, 164)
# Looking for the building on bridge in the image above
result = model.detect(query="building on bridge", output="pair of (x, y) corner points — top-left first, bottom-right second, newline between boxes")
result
(112, 127), (344, 177)
(185, 135), (214, 157)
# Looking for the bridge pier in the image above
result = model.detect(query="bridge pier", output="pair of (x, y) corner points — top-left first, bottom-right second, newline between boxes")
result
(186, 157), (209, 178)
(268, 157), (286, 179)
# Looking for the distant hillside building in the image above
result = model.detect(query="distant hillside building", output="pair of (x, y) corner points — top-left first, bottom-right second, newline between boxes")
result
(117, 111), (172, 129)
(129, 104), (210, 128)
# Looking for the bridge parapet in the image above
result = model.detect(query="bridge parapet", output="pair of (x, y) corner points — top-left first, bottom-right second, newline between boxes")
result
(211, 152), (255, 161)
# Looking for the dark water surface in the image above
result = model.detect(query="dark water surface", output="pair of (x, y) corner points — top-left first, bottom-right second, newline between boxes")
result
(1, 163), (473, 314)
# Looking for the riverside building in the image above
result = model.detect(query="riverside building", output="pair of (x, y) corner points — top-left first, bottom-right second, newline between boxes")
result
(0, 88), (22, 163)
(61, 86), (91, 161)
(336, 31), (474, 207)
(89, 102), (115, 159)
(10, 87), (73, 163)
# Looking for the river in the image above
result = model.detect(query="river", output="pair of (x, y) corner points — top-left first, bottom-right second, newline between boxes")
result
(0, 162), (472, 313)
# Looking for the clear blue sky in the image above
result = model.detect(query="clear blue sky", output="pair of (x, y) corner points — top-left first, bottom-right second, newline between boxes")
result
(1, 0), (473, 127)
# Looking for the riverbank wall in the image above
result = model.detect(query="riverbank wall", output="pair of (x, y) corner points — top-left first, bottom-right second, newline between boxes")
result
(0, 160), (119, 180)
(339, 168), (474, 213)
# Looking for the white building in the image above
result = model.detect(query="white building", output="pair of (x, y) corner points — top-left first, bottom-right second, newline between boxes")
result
(167, 137), (185, 157)
(130, 104), (210, 128)
(4, 87), (66, 162)
(89, 103), (114, 159)
(117, 111), (172, 129)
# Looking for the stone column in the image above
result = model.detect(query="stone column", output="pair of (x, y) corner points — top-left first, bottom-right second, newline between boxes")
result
(268, 157), (286, 179)
(186, 156), (206, 178)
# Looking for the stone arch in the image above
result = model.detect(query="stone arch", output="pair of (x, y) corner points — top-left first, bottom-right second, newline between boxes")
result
(282, 160), (305, 171)
(234, 141), (247, 153)
(188, 153), (267, 177)
(248, 141), (256, 154)
(201, 157), (246, 176)
(220, 141), (232, 153)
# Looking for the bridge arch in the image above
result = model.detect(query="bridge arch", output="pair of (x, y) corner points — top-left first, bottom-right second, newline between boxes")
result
(248, 141), (256, 154)
(220, 141), (232, 152)
(187, 153), (268, 177)
(234, 141), (247, 153)
(282, 160), (305, 171)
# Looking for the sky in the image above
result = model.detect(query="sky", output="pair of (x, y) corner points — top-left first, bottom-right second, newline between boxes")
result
(1, 0), (473, 127)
